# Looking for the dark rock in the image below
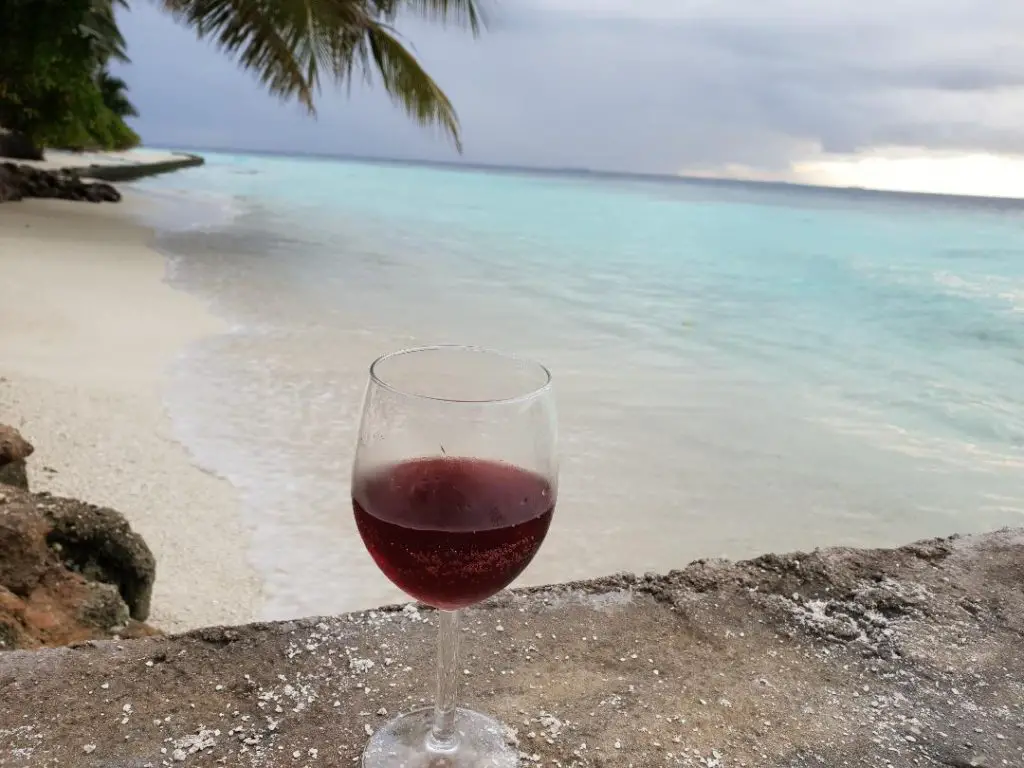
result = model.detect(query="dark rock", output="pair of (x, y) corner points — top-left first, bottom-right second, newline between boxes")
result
(0, 164), (24, 202)
(0, 487), (158, 649)
(76, 580), (130, 630)
(0, 162), (121, 205)
(0, 424), (33, 464)
(84, 181), (121, 203)
(39, 497), (156, 621)
(0, 424), (33, 491)
(0, 462), (28, 490)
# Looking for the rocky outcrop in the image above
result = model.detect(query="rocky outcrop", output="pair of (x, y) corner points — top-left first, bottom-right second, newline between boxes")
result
(41, 495), (156, 620)
(0, 162), (121, 204)
(0, 486), (157, 649)
(0, 424), (33, 490)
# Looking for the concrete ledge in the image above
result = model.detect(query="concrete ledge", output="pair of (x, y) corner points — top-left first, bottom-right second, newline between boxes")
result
(76, 153), (205, 182)
(12, 149), (205, 183)
(1, 529), (1022, 767)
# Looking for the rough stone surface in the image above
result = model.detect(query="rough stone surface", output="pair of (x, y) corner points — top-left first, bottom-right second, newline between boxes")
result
(0, 487), (157, 649)
(77, 152), (204, 182)
(0, 424), (33, 491)
(40, 494), (157, 621)
(0, 461), (29, 491)
(1, 529), (1021, 767)
(0, 425), (33, 465)
(0, 163), (121, 204)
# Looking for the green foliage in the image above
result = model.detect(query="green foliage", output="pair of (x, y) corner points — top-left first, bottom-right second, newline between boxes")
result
(83, 0), (131, 65)
(0, 0), (479, 158)
(0, 0), (139, 154)
(98, 70), (139, 119)
(159, 0), (483, 151)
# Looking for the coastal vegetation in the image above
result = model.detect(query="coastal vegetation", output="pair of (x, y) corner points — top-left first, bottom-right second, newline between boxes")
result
(0, 0), (481, 160)
(0, 0), (140, 158)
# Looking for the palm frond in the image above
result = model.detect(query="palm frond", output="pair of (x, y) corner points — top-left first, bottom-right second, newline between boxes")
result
(370, 0), (483, 33)
(85, 0), (131, 64)
(158, 0), (338, 111)
(98, 69), (139, 117)
(364, 21), (461, 151)
(157, 0), (482, 150)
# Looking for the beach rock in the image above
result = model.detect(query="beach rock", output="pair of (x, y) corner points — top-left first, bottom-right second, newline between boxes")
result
(0, 163), (121, 205)
(0, 501), (50, 596)
(38, 494), (156, 621)
(0, 162), (29, 202)
(76, 579), (131, 630)
(0, 166), (24, 201)
(0, 424), (33, 464)
(0, 424), (33, 490)
(0, 487), (157, 649)
(0, 462), (29, 491)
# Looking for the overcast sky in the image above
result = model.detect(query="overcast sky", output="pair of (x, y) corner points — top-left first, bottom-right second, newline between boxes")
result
(116, 0), (1024, 188)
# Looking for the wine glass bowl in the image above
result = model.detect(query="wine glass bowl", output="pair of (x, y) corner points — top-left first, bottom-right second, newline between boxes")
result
(353, 456), (555, 610)
(351, 346), (558, 767)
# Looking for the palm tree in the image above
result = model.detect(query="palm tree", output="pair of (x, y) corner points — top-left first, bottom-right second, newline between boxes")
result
(98, 69), (138, 118)
(156, 0), (483, 151)
(85, 0), (131, 65)
(2, 0), (480, 158)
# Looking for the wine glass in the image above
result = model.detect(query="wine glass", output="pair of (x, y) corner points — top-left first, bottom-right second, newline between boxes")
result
(351, 345), (558, 768)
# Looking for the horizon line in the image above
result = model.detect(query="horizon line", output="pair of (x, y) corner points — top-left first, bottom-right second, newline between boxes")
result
(152, 143), (1024, 206)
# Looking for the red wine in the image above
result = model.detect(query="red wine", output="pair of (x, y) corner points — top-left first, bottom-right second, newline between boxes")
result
(353, 457), (555, 610)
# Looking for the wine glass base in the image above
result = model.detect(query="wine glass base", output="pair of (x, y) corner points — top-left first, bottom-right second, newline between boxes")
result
(361, 707), (519, 768)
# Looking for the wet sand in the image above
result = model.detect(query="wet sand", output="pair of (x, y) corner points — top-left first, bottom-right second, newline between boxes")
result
(0, 197), (262, 631)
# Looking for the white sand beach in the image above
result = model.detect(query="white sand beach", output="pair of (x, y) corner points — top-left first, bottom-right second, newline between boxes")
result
(0, 196), (262, 631)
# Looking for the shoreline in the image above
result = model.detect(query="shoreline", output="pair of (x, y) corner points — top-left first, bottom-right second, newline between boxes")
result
(0, 195), (262, 631)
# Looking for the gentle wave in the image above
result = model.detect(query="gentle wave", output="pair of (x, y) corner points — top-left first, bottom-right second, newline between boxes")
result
(931, 270), (1024, 313)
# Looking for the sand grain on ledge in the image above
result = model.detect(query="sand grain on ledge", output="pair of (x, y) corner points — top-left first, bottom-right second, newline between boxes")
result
(0, 197), (262, 631)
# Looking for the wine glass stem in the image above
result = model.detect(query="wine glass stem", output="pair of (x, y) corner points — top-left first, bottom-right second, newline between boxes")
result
(427, 608), (461, 752)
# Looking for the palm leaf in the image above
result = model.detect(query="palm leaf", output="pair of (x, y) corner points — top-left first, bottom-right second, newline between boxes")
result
(363, 22), (462, 151)
(369, 0), (482, 32)
(84, 0), (131, 64)
(157, 0), (482, 150)
(98, 69), (139, 117)
(158, 0), (323, 111)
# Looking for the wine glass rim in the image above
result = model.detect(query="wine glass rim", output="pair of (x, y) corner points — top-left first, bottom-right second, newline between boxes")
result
(369, 344), (553, 404)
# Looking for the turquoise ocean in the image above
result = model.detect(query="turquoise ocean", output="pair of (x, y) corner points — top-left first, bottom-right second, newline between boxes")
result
(136, 151), (1024, 620)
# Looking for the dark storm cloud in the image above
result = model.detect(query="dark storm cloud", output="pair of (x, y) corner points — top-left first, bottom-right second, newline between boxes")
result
(115, 1), (1024, 174)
